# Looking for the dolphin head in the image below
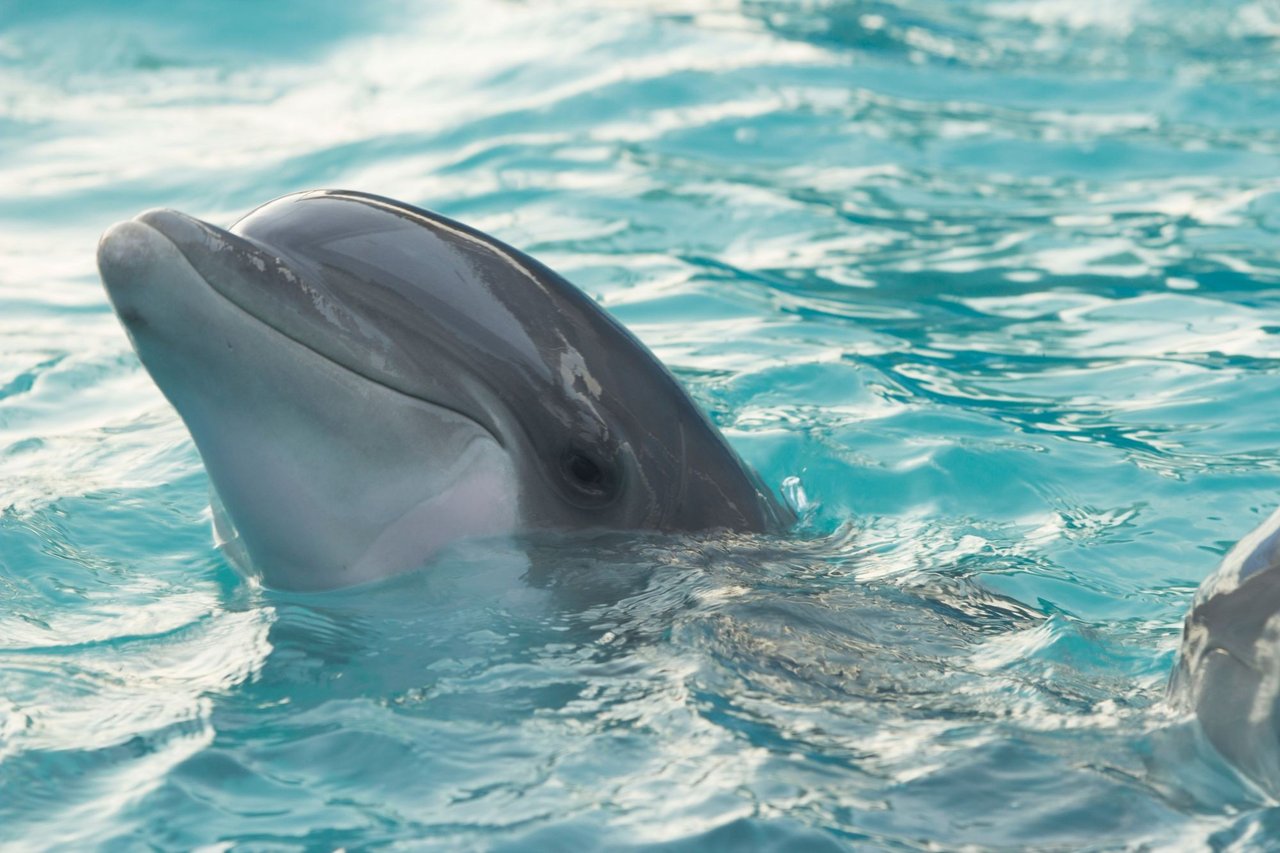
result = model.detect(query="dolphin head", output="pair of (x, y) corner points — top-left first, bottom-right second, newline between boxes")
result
(97, 190), (790, 590)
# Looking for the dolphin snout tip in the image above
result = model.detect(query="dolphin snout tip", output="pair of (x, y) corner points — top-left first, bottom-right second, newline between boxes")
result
(97, 220), (165, 289)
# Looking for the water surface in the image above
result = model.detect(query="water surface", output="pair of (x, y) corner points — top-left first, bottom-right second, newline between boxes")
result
(2, 0), (1280, 848)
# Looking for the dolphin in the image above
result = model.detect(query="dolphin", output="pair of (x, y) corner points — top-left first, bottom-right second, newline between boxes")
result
(1170, 506), (1280, 791)
(97, 190), (792, 591)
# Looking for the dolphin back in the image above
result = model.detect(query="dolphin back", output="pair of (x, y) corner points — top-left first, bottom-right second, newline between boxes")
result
(1171, 507), (1280, 790)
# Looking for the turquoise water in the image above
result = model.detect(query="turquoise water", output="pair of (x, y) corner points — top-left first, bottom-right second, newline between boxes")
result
(2, 0), (1280, 847)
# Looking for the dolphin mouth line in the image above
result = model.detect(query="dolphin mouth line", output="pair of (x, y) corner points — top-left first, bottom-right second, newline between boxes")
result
(130, 217), (507, 450)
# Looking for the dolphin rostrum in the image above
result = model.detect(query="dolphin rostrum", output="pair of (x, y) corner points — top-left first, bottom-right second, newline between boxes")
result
(97, 190), (792, 590)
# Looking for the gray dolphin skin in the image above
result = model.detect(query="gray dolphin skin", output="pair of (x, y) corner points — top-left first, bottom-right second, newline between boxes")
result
(1171, 507), (1280, 791)
(97, 189), (792, 590)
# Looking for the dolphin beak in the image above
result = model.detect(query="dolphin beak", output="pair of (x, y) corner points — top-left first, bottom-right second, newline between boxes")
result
(98, 218), (163, 293)
(97, 209), (258, 332)
(97, 217), (188, 328)
(133, 208), (241, 261)
(100, 207), (315, 341)
(97, 208), (253, 301)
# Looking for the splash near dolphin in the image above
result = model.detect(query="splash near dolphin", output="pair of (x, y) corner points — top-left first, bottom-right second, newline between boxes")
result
(97, 190), (791, 591)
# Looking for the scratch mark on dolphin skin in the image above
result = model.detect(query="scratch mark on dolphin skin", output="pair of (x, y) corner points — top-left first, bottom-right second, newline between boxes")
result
(558, 347), (602, 399)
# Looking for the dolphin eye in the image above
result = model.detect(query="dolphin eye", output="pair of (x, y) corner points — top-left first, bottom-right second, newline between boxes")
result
(567, 452), (603, 485)
(560, 447), (619, 505)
